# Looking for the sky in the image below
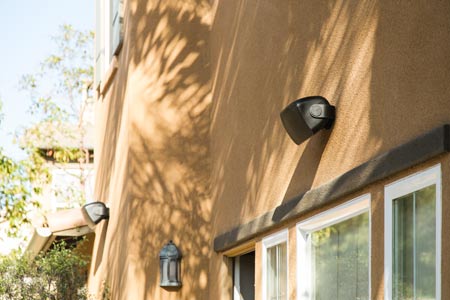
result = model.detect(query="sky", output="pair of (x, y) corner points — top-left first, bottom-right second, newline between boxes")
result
(0, 0), (94, 159)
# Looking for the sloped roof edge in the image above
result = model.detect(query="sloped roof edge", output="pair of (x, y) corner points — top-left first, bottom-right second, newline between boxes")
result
(25, 207), (92, 258)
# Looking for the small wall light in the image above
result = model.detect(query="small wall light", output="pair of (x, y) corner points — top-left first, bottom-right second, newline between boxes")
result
(159, 240), (182, 288)
(280, 96), (335, 145)
(81, 202), (109, 228)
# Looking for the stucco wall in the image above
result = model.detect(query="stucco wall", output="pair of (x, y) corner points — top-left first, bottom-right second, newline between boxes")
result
(209, 0), (450, 299)
(90, 0), (450, 299)
(90, 0), (212, 299)
(210, 0), (450, 236)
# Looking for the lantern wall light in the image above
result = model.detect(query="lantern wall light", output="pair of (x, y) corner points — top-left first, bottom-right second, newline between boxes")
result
(159, 240), (182, 288)
(280, 96), (335, 145)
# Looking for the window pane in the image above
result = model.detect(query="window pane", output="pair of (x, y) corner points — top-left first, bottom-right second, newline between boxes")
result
(393, 185), (436, 300)
(233, 252), (255, 300)
(266, 242), (287, 300)
(311, 212), (369, 300)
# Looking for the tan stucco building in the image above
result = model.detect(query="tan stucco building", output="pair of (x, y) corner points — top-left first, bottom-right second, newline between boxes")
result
(89, 1), (450, 299)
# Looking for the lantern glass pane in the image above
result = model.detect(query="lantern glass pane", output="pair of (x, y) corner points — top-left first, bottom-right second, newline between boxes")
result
(169, 260), (177, 280)
(161, 259), (168, 283)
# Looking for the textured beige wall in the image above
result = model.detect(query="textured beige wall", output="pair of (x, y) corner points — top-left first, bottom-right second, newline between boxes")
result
(90, 0), (450, 299)
(210, 0), (450, 235)
(90, 0), (212, 299)
(209, 0), (450, 299)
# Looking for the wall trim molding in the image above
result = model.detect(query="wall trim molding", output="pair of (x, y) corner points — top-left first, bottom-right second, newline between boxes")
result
(214, 124), (450, 252)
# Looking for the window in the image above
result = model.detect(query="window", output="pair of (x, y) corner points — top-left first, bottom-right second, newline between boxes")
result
(297, 195), (370, 300)
(262, 230), (288, 300)
(234, 251), (255, 300)
(385, 164), (441, 300)
(95, 0), (124, 88)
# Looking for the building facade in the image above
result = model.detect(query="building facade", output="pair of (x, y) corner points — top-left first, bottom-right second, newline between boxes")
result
(89, 1), (450, 299)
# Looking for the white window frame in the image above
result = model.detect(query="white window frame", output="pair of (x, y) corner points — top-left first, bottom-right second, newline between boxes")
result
(95, 0), (123, 88)
(104, 0), (112, 65)
(262, 229), (289, 300)
(384, 164), (441, 300)
(296, 194), (371, 300)
(234, 256), (242, 300)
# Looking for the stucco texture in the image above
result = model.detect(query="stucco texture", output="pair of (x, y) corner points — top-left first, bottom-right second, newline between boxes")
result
(210, 0), (450, 235)
(90, 0), (212, 299)
(90, 0), (450, 299)
(210, 1), (450, 299)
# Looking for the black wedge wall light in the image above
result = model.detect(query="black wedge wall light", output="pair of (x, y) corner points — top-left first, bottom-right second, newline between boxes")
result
(81, 202), (110, 229)
(280, 96), (335, 145)
(159, 240), (182, 287)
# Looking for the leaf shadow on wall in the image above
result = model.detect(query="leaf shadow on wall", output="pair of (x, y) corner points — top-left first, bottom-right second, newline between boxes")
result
(102, 1), (212, 299)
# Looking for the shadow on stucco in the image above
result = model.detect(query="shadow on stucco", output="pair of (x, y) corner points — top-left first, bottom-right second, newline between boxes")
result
(93, 4), (131, 279)
(210, 0), (380, 241)
(93, 0), (450, 299)
(100, 1), (212, 299)
(210, 0), (330, 240)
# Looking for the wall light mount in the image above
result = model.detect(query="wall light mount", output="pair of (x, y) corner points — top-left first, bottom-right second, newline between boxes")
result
(280, 96), (335, 145)
(81, 202), (109, 228)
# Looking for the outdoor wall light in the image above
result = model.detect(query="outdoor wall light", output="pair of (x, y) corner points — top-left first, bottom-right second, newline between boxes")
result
(81, 202), (109, 228)
(159, 240), (182, 288)
(280, 96), (335, 145)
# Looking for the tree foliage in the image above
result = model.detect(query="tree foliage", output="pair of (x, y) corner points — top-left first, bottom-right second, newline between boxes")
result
(19, 24), (94, 158)
(0, 149), (49, 236)
(0, 24), (94, 238)
(0, 241), (89, 300)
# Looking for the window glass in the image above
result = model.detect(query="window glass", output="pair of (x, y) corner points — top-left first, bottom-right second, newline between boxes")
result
(392, 185), (436, 299)
(234, 251), (255, 300)
(95, 0), (123, 88)
(263, 230), (288, 300)
(385, 164), (441, 300)
(297, 195), (370, 300)
(266, 242), (287, 300)
(311, 212), (369, 300)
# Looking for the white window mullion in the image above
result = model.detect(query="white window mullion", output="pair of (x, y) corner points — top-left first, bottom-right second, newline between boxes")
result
(233, 257), (241, 300)
(436, 168), (442, 300)
(277, 246), (280, 300)
(413, 192), (417, 300)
